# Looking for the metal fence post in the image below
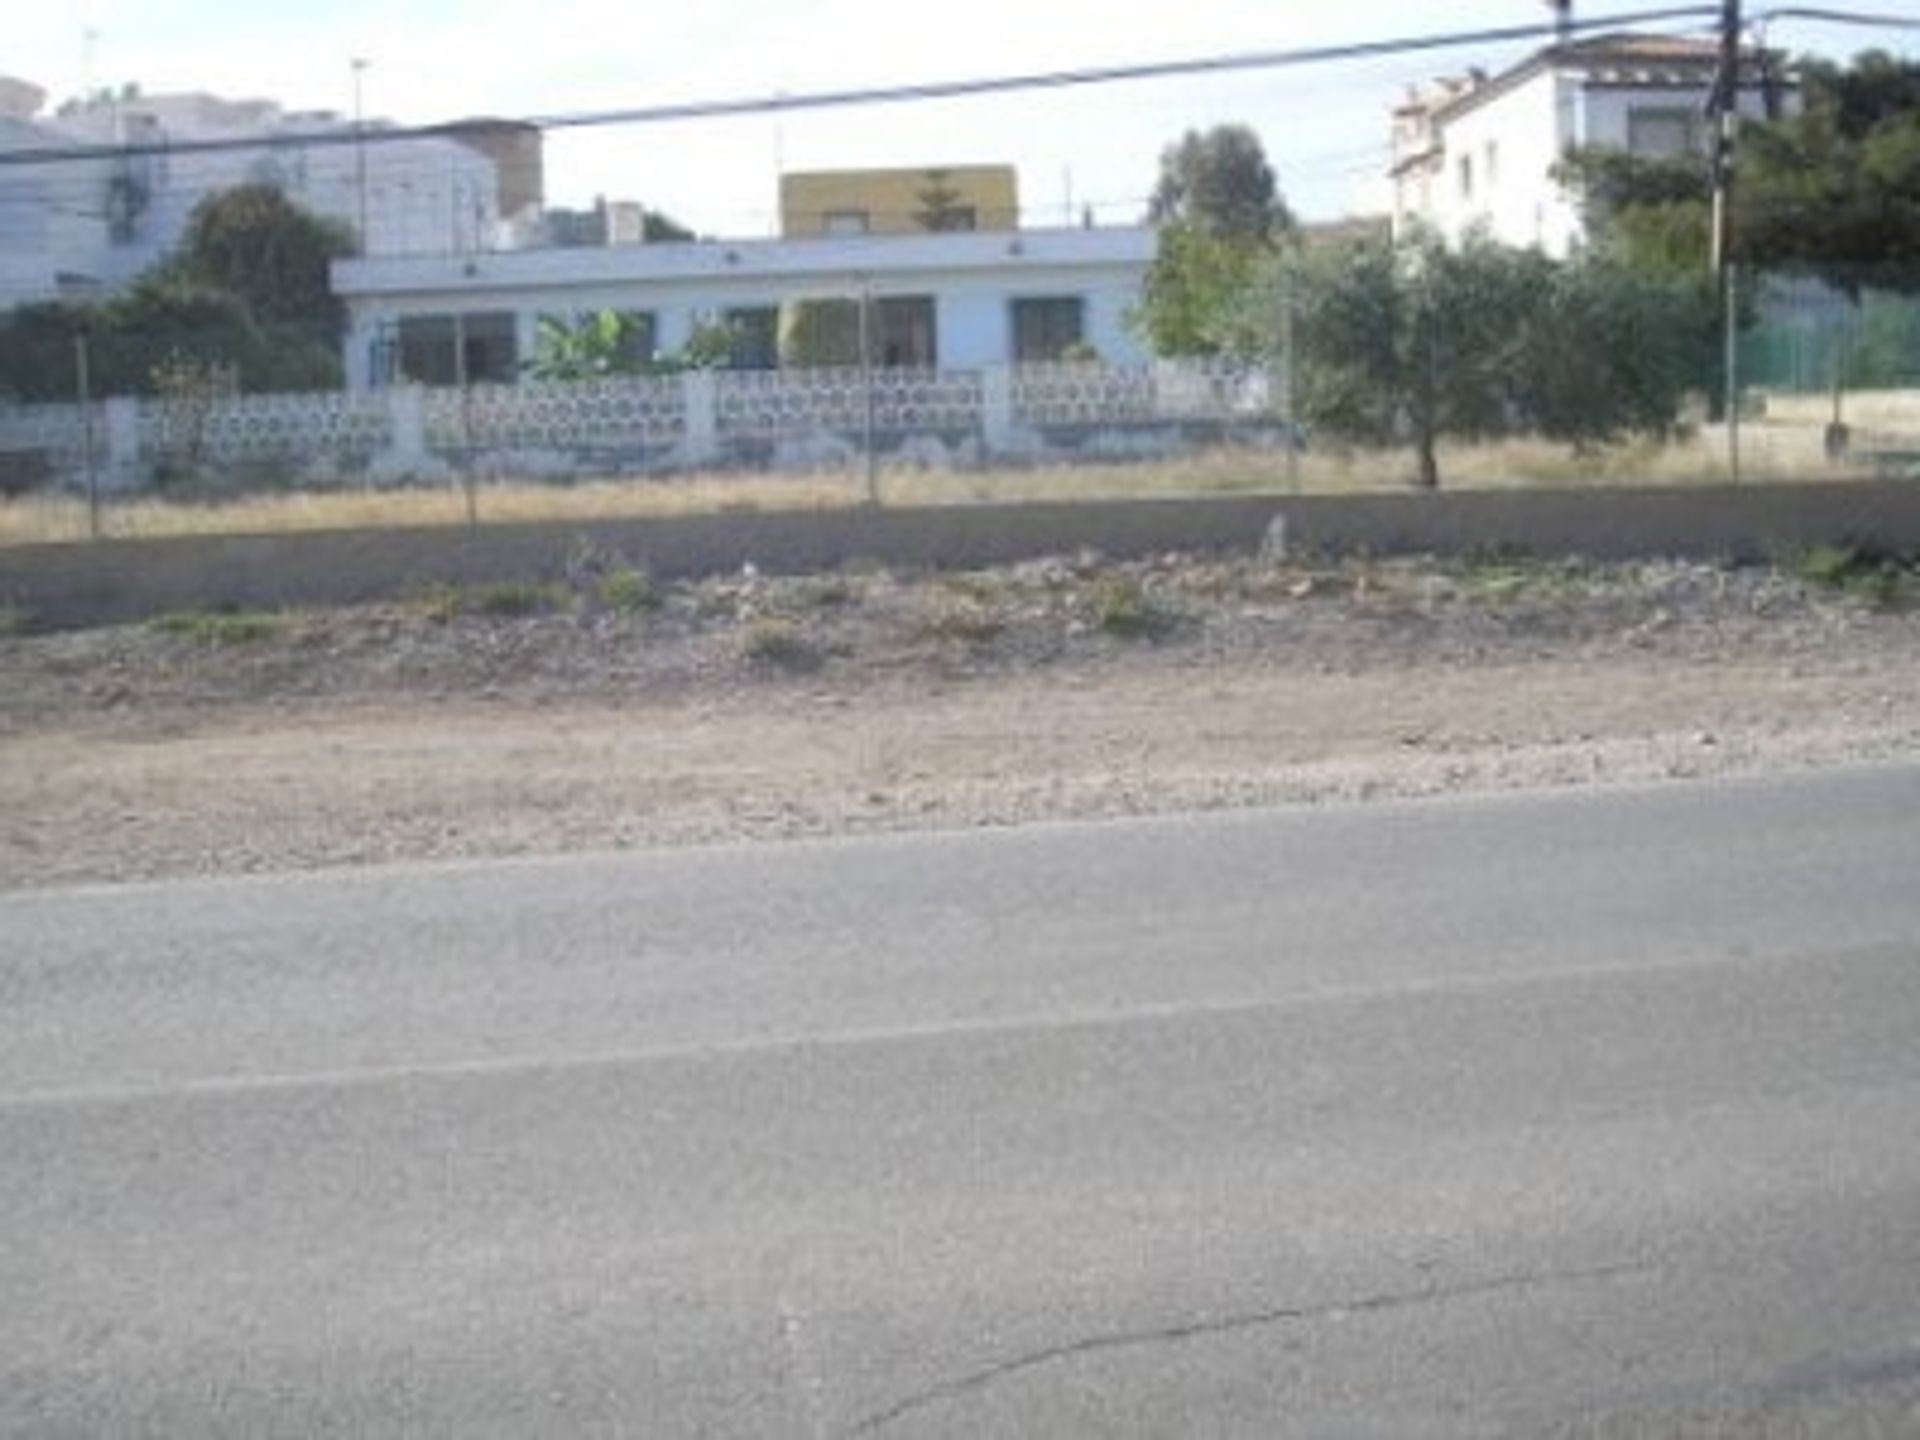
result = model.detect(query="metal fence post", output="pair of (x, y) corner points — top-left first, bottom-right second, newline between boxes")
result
(858, 279), (878, 506)
(453, 313), (478, 526)
(1726, 262), (1742, 485)
(1280, 276), (1299, 489)
(75, 334), (99, 540)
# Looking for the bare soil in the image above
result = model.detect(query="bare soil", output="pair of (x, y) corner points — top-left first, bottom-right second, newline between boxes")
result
(2, 551), (1917, 890)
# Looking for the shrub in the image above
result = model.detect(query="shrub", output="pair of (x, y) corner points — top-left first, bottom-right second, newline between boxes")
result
(1795, 543), (1862, 587)
(925, 598), (1004, 644)
(793, 575), (854, 609)
(1091, 576), (1171, 637)
(598, 567), (660, 615)
(415, 581), (570, 621)
(739, 615), (814, 668)
(1795, 543), (1918, 608)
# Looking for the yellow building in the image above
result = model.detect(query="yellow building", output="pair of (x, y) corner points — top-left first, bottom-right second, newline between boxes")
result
(779, 166), (1019, 238)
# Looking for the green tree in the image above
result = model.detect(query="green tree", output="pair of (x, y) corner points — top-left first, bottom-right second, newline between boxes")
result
(1269, 235), (1711, 487)
(1138, 126), (1295, 358)
(0, 272), (340, 401)
(169, 183), (356, 331)
(1552, 146), (1711, 276)
(1137, 222), (1268, 357)
(1736, 50), (1920, 298)
(0, 185), (352, 400)
(1148, 125), (1290, 240)
(1303, 236), (1545, 489)
(1511, 259), (1717, 446)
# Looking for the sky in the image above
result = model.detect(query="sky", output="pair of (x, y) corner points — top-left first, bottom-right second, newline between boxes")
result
(8, 1), (1917, 237)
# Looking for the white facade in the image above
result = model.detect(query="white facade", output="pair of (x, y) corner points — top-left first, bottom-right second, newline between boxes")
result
(0, 85), (117, 306)
(331, 226), (1155, 390)
(1391, 35), (1784, 258)
(0, 78), (528, 307)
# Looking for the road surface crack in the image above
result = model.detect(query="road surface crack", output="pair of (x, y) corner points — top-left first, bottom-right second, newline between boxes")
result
(845, 1259), (1654, 1435)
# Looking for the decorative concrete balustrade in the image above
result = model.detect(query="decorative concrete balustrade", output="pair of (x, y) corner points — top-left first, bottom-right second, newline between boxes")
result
(0, 359), (1290, 493)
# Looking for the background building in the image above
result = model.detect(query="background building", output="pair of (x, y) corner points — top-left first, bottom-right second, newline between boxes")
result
(0, 77), (543, 306)
(1389, 33), (1785, 257)
(780, 166), (1020, 237)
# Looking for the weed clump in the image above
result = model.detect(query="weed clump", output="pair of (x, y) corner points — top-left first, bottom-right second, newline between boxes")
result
(925, 598), (1004, 645)
(417, 581), (571, 621)
(1794, 544), (1918, 609)
(1091, 576), (1172, 638)
(597, 567), (660, 615)
(739, 616), (814, 668)
(149, 608), (281, 644)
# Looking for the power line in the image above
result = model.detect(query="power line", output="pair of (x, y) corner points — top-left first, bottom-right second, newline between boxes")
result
(1760, 6), (1920, 29)
(0, 7), (1730, 170)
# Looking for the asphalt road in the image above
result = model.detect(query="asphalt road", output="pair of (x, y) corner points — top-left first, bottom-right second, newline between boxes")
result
(4, 766), (1920, 1436)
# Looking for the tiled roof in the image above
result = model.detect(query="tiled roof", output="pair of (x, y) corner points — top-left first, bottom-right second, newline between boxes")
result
(1544, 33), (1723, 64)
(1424, 31), (1756, 126)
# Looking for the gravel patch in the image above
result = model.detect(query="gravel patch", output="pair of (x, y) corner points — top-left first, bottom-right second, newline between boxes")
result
(2, 551), (1916, 889)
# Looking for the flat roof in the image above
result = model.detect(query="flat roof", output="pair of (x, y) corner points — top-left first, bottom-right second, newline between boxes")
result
(333, 226), (1155, 299)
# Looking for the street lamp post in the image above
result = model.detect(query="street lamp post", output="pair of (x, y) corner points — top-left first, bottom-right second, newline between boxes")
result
(350, 57), (370, 251)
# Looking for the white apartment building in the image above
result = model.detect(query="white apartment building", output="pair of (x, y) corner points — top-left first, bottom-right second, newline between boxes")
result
(1390, 32), (1785, 258)
(0, 76), (541, 307)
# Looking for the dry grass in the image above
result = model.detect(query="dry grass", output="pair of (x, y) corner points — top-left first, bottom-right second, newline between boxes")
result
(0, 430), (1876, 550)
(1758, 387), (1920, 432)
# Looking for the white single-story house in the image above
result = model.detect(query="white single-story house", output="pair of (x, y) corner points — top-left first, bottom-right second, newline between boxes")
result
(329, 225), (1156, 390)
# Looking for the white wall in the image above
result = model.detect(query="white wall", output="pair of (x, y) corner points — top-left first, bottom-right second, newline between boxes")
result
(0, 96), (505, 308)
(0, 116), (115, 305)
(1423, 71), (1582, 256)
(65, 127), (502, 283)
(1407, 67), (1782, 260)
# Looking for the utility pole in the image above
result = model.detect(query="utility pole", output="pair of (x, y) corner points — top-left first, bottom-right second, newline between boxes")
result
(351, 58), (370, 251)
(1708, 0), (1742, 478)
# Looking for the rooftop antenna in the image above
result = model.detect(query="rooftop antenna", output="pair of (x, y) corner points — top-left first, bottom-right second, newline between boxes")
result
(771, 89), (786, 237)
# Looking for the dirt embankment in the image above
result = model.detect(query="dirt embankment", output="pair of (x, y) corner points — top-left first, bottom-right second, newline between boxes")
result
(2, 551), (1917, 890)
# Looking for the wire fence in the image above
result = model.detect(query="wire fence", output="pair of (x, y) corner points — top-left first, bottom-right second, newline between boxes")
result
(0, 353), (1296, 530)
(1, 263), (1916, 540)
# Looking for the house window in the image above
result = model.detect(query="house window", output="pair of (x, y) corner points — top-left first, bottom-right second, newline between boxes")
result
(459, 313), (519, 384)
(397, 316), (458, 386)
(874, 296), (937, 368)
(922, 206), (976, 233)
(1011, 297), (1086, 363)
(823, 209), (870, 235)
(613, 310), (658, 366)
(1457, 153), (1474, 199)
(1484, 141), (1499, 189)
(721, 306), (780, 370)
(396, 311), (518, 386)
(1628, 107), (1702, 160)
